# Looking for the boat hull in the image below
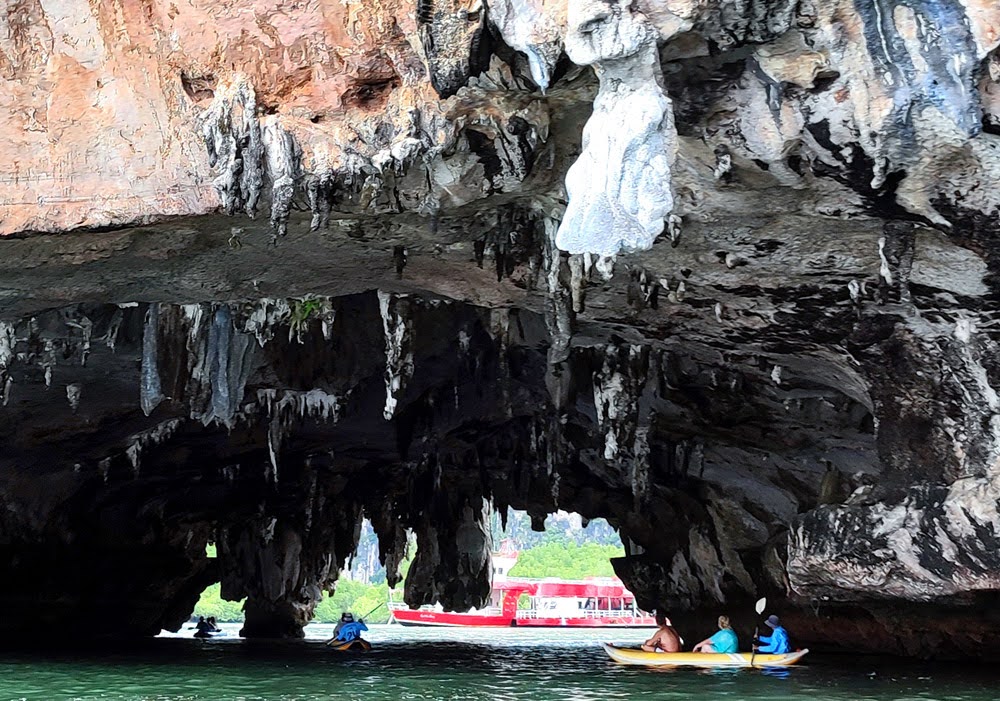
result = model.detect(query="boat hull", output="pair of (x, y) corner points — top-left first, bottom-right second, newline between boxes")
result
(391, 609), (515, 627)
(327, 638), (372, 652)
(602, 644), (809, 667)
(390, 608), (655, 628)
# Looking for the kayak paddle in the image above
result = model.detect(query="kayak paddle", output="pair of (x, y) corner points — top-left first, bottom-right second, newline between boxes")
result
(359, 601), (385, 621)
(750, 597), (766, 667)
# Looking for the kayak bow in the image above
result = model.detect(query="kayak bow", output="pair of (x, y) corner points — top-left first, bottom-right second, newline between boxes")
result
(602, 643), (808, 668)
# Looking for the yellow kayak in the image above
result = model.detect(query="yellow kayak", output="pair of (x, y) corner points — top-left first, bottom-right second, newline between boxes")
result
(326, 638), (372, 652)
(603, 643), (808, 668)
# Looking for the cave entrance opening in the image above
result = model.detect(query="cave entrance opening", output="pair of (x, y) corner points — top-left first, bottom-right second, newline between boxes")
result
(310, 512), (627, 626)
(186, 543), (245, 631)
(180, 512), (626, 635)
(487, 508), (624, 581)
(487, 509), (628, 616)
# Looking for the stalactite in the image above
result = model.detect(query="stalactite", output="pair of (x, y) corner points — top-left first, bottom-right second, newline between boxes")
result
(378, 291), (414, 421)
(256, 388), (344, 482)
(368, 503), (410, 588)
(568, 255), (586, 313)
(595, 255), (615, 281)
(201, 75), (264, 219)
(125, 418), (184, 474)
(142, 303), (260, 427)
(416, 0), (492, 98)
(261, 118), (302, 239)
(140, 304), (163, 416)
(41, 339), (55, 388)
(202, 307), (256, 426)
(556, 0), (677, 255)
(0, 321), (14, 408)
(486, 0), (562, 92)
(306, 170), (336, 232)
(489, 308), (511, 417)
(260, 388), (343, 424)
(542, 217), (576, 413)
(65, 315), (93, 366)
(630, 425), (651, 507)
(404, 495), (493, 612)
(65, 383), (82, 413)
(593, 343), (649, 461)
(104, 308), (123, 353)
(218, 494), (365, 638)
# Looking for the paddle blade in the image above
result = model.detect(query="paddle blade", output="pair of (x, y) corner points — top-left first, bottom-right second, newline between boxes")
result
(755, 597), (767, 615)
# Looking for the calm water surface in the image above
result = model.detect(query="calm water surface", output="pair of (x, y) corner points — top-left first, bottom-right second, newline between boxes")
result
(1, 624), (994, 701)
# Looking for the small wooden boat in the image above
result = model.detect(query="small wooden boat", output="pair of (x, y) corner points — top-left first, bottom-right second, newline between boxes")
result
(326, 638), (372, 652)
(602, 643), (808, 668)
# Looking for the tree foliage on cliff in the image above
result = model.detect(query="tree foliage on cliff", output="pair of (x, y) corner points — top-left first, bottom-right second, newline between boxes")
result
(507, 542), (624, 579)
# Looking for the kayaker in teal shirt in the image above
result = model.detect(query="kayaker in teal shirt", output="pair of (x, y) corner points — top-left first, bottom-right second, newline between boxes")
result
(692, 615), (739, 653)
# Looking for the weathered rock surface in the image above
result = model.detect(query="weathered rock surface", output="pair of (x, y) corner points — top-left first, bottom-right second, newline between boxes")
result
(1, 0), (1000, 658)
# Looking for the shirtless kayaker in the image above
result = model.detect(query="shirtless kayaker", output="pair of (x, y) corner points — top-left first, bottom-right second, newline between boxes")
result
(641, 612), (682, 653)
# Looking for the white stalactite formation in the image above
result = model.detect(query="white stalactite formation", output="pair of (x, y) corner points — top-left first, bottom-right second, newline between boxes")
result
(556, 0), (677, 255)
(378, 291), (414, 421)
(0, 322), (14, 407)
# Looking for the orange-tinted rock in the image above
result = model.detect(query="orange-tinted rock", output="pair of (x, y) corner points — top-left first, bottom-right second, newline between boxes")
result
(0, 0), (445, 236)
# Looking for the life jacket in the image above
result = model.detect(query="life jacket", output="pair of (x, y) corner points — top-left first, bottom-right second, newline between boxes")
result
(335, 621), (369, 642)
(771, 627), (791, 653)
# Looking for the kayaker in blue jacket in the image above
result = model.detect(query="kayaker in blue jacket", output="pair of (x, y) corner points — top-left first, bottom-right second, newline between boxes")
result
(692, 615), (738, 653)
(755, 615), (791, 654)
(334, 619), (369, 642)
(333, 612), (354, 639)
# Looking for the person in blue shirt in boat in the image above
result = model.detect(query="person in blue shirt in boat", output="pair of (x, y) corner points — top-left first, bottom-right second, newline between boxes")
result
(327, 612), (366, 644)
(754, 615), (791, 654)
(333, 612), (354, 639)
(692, 615), (738, 653)
(334, 618), (369, 642)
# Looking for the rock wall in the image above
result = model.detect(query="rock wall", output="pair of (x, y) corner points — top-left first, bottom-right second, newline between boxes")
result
(0, 0), (1000, 657)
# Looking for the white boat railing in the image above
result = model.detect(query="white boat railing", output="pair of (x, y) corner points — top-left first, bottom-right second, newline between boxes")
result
(515, 608), (650, 619)
(387, 588), (653, 621)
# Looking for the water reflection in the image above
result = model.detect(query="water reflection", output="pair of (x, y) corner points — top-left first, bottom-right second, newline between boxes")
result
(0, 626), (994, 701)
(759, 666), (791, 680)
(696, 667), (742, 678)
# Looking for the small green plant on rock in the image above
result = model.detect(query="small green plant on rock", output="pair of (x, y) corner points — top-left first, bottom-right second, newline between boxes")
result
(288, 297), (322, 343)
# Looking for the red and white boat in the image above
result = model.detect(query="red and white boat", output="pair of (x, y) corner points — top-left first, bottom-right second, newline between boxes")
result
(387, 542), (656, 628)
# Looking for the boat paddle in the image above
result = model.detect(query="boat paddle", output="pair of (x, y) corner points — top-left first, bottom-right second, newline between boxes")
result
(358, 601), (385, 621)
(750, 597), (766, 667)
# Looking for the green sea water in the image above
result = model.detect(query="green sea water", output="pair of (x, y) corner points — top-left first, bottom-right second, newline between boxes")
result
(0, 625), (994, 701)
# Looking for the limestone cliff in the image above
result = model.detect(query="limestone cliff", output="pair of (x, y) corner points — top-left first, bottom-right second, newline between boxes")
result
(1, 0), (1000, 657)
